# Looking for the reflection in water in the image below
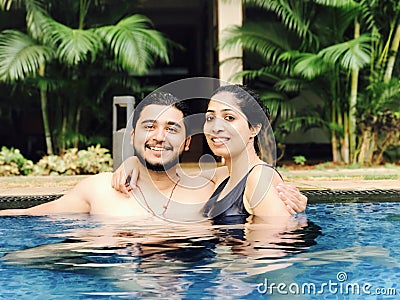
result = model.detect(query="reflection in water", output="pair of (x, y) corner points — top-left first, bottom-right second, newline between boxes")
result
(2, 214), (322, 298)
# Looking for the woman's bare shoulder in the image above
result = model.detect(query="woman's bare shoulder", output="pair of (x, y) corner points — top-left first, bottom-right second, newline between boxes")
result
(246, 164), (283, 190)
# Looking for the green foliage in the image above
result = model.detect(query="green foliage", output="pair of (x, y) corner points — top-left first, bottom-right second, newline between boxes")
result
(223, 0), (400, 166)
(315, 165), (327, 171)
(347, 162), (363, 169)
(96, 14), (170, 74)
(293, 155), (307, 165)
(0, 0), (172, 156)
(0, 146), (34, 176)
(32, 145), (113, 175)
(0, 30), (54, 82)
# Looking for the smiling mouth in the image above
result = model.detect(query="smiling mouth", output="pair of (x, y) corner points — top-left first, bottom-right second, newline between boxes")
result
(210, 137), (230, 144)
(146, 145), (173, 152)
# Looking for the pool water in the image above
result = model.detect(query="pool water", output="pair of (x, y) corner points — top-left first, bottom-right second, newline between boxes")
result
(1, 202), (400, 299)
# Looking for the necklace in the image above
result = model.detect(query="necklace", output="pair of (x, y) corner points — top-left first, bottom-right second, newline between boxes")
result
(135, 175), (181, 217)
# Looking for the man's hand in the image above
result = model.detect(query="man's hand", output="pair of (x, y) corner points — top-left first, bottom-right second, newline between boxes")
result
(276, 183), (307, 214)
(111, 156), (139, 198)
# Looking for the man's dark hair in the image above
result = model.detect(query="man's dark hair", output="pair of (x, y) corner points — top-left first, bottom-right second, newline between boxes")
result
(132, 92), (191, 135)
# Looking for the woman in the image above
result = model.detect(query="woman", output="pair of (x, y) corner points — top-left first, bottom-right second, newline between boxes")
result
(112, 85), (306, 219)
(201, 84), (290, 219)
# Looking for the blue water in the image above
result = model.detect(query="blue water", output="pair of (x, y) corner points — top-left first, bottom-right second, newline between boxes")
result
(1, 202), (400, 299)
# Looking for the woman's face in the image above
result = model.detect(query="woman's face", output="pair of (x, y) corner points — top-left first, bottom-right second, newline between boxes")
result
(204, 92), (255, 159)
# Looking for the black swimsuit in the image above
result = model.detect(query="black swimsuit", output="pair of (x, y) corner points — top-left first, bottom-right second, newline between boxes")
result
(202, 164), (280, 222)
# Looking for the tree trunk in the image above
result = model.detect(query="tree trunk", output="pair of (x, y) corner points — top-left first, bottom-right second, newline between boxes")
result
(384, 22), (400, 82)
(358, 128), (378, 165)
(331, 98), (340, 163)
(358, 128), (370, 165)
(60, 111), (67, 154)
(341, 112), (349, 164)
(349, 19), (360, 164)
(73, 104), (81, 148)
(38, 63), (53, 155)
(337, 101), (345, 164)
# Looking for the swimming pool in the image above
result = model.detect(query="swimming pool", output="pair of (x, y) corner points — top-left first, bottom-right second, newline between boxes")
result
(1, 199), (399, 299)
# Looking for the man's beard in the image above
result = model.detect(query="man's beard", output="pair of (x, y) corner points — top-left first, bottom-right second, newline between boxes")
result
(134, 146), (183, 172)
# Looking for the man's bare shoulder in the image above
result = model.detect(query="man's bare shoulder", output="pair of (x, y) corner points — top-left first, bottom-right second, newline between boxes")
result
(74, 172), (115, 198)
(74, 172), (147, 216)
(83, 172), (113, 183)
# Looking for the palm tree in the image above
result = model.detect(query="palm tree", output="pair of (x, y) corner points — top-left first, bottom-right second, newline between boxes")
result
(0, 0), (170, 155)
(220, 0), (399, 165)
(221, 0), (370, 163)
(353, 0), (400, 164)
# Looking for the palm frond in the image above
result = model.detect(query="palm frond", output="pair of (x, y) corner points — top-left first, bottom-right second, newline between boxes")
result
(260, 92), (295, 120)
(279, 116), (329, 133)
(32, 76), (64, 93)
(289, 52), (331, 79)
(245, 0), (316, 44)
(364, 79), (400, 112)
(0, 0), (24, 10)
(313, 5), (361, 42)
(25, 0), (49, 39)
(39, 18), (103, 65)
(358, 0), (377, 30)
(230, 65), (282, 82)
(221, 22), (297, 62)
(274, 78), (305, 93)
(95, 14), (169, 75)
(0, 30), (53, 82)
(318, 34), (372, 69)
(57, 29), (102, 65)
(313, 0), (358, 8)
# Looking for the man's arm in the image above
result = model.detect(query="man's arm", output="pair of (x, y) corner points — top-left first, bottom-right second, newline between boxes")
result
(0, 176), (93, 216)
(112, 157), (307, 214)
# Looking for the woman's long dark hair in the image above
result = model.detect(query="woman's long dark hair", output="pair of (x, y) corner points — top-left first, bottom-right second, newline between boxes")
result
(210, 85), (276, 165)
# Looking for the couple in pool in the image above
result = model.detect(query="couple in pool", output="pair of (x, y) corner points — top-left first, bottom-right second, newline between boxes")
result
(0, 84), (307, 221)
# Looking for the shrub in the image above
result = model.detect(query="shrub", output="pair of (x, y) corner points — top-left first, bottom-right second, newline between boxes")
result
(293, 155), (307, 166)
(0, 146), (34, 176)
(32, 154), (67, 175)
(32, 145), (113, 175)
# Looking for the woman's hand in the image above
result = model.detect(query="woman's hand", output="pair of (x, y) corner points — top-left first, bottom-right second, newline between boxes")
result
(111, 156), (139, 197)
(276, 183), (308, 214)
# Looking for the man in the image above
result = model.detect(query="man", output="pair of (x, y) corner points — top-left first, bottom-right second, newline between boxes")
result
(0, 92), (306, 218)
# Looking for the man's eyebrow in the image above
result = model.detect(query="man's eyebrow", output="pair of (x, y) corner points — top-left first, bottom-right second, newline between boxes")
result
(140, 119), (156, 124)
(140, 119), (182, 128)
(167, 121), (182, 128)
(206, 108), (235, 113)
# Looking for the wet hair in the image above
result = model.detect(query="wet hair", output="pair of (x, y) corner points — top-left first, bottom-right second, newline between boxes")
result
(210, 85), (274, 163)
(132, 91), (191, 136)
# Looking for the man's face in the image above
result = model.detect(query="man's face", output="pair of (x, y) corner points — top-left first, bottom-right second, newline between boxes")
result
(131, 104), (190, 171)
